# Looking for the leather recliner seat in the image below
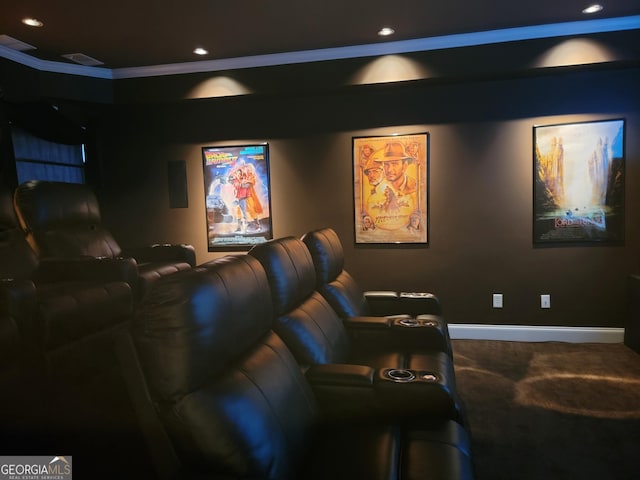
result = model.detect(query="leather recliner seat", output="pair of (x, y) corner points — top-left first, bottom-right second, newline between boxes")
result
(13, 180), (196, 300)
(120, 254), (475, 479)
(247, 236), (467, 425)
(0, 186), (140, 456)
(302, 227), (452, 355)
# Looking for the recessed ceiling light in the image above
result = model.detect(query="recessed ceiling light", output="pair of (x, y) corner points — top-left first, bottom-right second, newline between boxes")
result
(378, 27), (395, 37)
(193, 47), (208, 56)
(582, 4), (604, 14)
(22, 17), (44, 27)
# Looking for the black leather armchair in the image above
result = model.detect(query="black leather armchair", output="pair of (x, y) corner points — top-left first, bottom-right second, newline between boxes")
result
(0, 186), (138, 455)
(13, 180), (196, 300)
(302, 227), (452, 355)
(247, 236), (466, 425)
(118, 255), (474, 479)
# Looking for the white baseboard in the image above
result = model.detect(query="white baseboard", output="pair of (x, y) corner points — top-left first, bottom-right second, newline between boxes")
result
(449, 324), (625, 343)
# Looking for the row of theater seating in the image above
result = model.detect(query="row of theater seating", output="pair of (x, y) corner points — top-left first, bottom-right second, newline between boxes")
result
(0, 181), (196, 469)
(118, 229), (475, 479)
(1, 178), (474, 478)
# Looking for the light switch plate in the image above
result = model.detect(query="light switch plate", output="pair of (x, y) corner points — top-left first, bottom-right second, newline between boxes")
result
(493, 293), (503, 308)
(541, 294), (551, 309)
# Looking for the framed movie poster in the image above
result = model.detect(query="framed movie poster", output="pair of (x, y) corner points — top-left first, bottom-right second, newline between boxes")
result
(353, 133), (429, 245)
(202, 144), (273, 250)
(533, 119), (625, 245)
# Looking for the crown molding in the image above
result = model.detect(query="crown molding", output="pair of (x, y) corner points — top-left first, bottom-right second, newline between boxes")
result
(1, 15), (638, 81)
(0, 44), (113, 79)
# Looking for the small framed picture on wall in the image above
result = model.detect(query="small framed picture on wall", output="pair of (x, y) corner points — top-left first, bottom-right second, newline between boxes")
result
(533, 118), (625, 245)
(202, 143), (273, 250)
(353, 133), (429, 245)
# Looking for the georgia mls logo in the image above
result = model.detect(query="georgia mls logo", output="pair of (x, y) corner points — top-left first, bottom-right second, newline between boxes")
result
(0, 456), (72, 480)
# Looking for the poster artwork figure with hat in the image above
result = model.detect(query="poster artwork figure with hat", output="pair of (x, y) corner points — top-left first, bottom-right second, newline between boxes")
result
(353, 133), (429, 244)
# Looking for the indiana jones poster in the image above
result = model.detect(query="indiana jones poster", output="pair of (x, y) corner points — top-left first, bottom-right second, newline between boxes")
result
(353, 133), (429, 244)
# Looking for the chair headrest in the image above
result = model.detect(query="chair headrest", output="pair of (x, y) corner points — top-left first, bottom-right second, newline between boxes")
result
(133, 255), (273, 402)
(0, 187), (17, 230)
(14, 180), (102, 231)
(248, 237), (316, 316)
(301, 228), (344, 284)
(0, 187), (39, 279)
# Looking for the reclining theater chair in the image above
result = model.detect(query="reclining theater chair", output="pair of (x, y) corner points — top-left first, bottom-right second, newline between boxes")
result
(117, 254), (474, 480)
(0, 186), (139, 457)
(13, 180), (196, 300)
(302, 227), (452, 355)
(247, 236), (467, 425)
(0, 187), (44, 450)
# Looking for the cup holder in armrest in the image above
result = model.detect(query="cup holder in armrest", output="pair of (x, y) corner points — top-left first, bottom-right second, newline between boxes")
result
(400, 292), (434, 298)
(385, 369), (416, 382)
(398, 318), (420, 327)
(381, 369), (440, 384)
(394, 317), (440, 328)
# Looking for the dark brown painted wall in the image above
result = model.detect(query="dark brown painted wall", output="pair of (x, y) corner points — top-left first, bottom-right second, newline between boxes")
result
(1, 44), (638, 328)
(92, 66), (640, 328)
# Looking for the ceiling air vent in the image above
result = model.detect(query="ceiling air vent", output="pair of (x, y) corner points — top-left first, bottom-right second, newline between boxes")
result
(0, 34), (36, 52)
(61, 53), (104, 66)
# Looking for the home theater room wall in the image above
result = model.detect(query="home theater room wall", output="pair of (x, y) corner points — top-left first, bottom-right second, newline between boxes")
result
(1, 35), (638, 330)
(89, 63), (640, 330)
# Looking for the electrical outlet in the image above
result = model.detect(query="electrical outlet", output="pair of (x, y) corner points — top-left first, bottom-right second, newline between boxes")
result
(492, 293), (503, 309)
(541, 294), (551, 309)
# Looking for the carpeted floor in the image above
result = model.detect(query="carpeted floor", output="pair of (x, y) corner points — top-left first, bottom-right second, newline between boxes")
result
(452, 340), (640, 480)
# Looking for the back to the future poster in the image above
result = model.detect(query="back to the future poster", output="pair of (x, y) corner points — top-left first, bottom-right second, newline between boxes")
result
(202, 144), (272, 250)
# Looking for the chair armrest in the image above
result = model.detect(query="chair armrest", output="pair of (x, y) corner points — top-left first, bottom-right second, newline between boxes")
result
(365, 290), (442, 316)
(34, 256), (139, 286)
(374, 368), (460, 422)
(305, 364), (379, 420)
(364, 290), (399, 317)
(122, 244), (196, 267)
(115, 331), (183, 480)
(0, 278), (37, 323)
(397, 292), (442, 315)
(305, 364), (459, 424)
(306, 363), (375, 386)
(344, 315), (392, 329)
(345, 315), (451, 355)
